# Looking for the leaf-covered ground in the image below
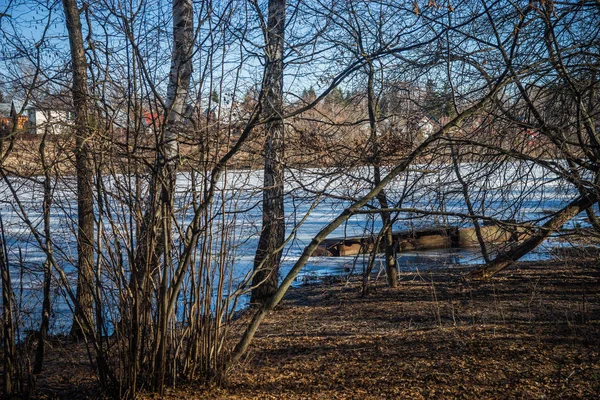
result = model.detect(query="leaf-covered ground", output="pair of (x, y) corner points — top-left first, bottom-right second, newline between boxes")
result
(200, 257), (600, 399)
(29, 251), (600, 399)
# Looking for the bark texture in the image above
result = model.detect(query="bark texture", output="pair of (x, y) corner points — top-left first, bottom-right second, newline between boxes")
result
(251, 0), (286, 305)
(62, 0), (95, 339)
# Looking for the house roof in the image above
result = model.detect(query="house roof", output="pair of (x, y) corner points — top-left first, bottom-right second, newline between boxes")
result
(142, 111), (164, 127)
(28, 94), (73, 111)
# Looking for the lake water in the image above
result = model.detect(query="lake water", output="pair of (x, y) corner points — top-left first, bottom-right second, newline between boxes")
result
(0, 161), (594, 332)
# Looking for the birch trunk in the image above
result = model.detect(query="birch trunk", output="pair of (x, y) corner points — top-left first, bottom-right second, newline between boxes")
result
(152, 0), (194, 392)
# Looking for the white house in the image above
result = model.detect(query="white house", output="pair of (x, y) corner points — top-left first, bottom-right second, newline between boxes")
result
(25, 95), (74, 135)
(415, 115), (435, 141)
(27, 107), (74, 135)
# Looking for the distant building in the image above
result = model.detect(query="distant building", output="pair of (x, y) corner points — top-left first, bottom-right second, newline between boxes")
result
(0, 101), (28, 134)
(415, 115), (435, 141)
(26, 96), (74, 135)
(379, 114), (436, 146)
(142, 110), (164, 133)
(0, 102), (13, 119)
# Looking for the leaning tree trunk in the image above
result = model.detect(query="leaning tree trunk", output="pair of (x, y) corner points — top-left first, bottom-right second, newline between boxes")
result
(230, 92), (500, 366)
(62, 0), (95, 339)
(251, 0), (286, 305)
(468, 194), (598, 280)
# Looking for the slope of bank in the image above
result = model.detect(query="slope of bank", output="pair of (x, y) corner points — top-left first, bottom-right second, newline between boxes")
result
(203, 253), (600, 399)
(27, 249), (600, 399)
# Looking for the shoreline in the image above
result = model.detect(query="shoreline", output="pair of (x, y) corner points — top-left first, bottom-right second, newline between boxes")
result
(24, 249), (600, 399)
(207, 253), (600, 399)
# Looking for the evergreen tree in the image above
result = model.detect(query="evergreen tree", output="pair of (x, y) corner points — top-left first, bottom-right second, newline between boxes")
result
(301, 86), (316, 102)
(211, 89), (219, 104)
(328, 87), (345, 105)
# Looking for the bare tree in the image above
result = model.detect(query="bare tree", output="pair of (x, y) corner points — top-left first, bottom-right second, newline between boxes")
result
(153, 0), (194, 391)
(2, 1), (598, 398)
(464, 0), (600, 278)
(231, 74), (508, 364)
(251, 0), (287, 305)
(61, 0), (96, 339)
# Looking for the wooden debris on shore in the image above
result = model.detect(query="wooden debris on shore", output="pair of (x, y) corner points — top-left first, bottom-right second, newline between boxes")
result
(317, 223), (529, 257)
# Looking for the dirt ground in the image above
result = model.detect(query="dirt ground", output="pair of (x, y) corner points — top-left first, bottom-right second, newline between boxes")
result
(23, 250), (600, 399)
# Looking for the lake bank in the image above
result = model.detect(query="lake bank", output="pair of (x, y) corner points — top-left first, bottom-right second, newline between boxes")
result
(215, 252), (600, 399)
(27, 248), (600, 398)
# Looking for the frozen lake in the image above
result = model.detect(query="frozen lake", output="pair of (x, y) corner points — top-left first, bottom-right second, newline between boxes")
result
(0, 161), (594, 332)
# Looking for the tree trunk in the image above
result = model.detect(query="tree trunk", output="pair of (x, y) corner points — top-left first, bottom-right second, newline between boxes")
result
(62, 0), (95, 339)
(468, 194), (598, 280)
(251, 0), (286, 305)
(152, 0), (194, 393)
(33, 135), (53, 379)
(366, 63), (398, 288)
(1, 216), (15, 396)
(449, 141), (490, 263)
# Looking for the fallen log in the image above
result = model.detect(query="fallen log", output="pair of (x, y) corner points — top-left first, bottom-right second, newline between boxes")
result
(318, 224), (526, 257)
(467, 194), (598, 280)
